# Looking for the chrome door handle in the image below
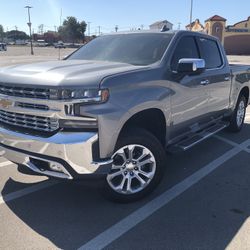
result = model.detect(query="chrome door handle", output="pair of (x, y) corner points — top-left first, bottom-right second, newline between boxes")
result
(224, 76), (230, 81)
(200, 79), (210, 85)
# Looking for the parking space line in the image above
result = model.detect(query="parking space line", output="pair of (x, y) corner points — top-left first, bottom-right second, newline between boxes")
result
(0, 180), (58, 205)
(213, 135), (250, 153)
(79, 143), (245, 250)
(0, 161), (13, 168)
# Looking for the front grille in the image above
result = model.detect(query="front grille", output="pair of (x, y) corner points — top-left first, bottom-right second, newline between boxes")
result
(16, 102), (49, 110)
(0, 85), (50, 99)
(0, 109), (59, 132)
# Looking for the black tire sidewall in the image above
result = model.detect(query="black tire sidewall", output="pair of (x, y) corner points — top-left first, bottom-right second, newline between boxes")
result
(228, 95), (247, 132)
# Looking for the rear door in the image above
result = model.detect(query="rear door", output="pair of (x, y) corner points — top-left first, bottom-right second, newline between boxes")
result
(196, 37), (231, 118)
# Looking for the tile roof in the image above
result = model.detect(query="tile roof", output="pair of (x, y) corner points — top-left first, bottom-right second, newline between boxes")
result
(205, 15), (227, 22)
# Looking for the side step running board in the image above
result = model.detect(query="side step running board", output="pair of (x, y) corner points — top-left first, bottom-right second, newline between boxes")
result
(167, 122), (229, 153)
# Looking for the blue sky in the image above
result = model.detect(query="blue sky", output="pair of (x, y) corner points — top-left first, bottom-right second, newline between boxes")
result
(1, 0), (249, 34)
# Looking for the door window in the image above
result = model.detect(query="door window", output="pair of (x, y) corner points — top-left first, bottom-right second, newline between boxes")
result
(198, 38), (223, 69)
(171, 36), (200, 71)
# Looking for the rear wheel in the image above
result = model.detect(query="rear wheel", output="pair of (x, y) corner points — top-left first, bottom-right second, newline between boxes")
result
(227, 95), (247, 132)
(103, 128), (166, 202)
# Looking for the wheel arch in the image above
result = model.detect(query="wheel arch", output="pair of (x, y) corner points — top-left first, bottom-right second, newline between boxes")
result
(117, 108), (167, 147)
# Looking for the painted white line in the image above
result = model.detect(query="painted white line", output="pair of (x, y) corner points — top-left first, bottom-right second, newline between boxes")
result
(0, 180), (58, 205)
(214, 135), (250, 153)
(214, 135), (240, 148)
(0, 161), (13, 168)
(79, 145), (244, 250)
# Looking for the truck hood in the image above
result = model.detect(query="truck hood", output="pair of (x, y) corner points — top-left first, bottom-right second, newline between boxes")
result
(0, 60), (147, 88)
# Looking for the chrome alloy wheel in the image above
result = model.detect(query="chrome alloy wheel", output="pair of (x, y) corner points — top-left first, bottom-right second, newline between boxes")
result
(236, 100), (245, 127)
(107, 144), (156, 195)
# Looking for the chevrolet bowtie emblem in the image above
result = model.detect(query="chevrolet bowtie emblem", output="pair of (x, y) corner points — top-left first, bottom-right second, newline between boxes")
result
(0, 99), (13, 109)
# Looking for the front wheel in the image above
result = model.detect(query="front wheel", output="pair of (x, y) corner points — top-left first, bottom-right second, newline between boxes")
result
(228, 95), (247, 132)
(103, 128), (166, 203)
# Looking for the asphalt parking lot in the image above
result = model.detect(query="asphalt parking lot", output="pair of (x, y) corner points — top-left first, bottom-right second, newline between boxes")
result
(0, 48), (250, 249)
(0, 46), (76, 67)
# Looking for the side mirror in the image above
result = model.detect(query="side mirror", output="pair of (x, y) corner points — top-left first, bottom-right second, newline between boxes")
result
(177, 58), (205, 74)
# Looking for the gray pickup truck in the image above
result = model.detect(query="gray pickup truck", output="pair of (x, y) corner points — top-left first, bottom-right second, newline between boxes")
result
(0, 30), (250, 202)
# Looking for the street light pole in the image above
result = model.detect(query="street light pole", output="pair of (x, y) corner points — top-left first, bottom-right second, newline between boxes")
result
(25, 6), (34, 55)
(189, 0), (193, 30)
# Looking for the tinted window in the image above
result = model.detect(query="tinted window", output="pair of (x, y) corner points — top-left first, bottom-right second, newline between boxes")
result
(68, 33), (173, 66)
(198, 38), (223, 69)
(171, 36), (199, 71)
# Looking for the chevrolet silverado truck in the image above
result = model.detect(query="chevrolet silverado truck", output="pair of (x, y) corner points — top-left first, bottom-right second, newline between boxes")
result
(0, 30), (250, 202)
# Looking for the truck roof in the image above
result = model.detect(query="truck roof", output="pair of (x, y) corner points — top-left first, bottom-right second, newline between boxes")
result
(101, 30), (220, 42)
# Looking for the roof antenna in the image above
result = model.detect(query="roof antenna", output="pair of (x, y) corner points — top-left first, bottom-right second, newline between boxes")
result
(161, 24), (169, 32)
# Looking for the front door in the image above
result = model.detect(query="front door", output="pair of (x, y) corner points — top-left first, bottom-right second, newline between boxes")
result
(168, 36), (210, 139)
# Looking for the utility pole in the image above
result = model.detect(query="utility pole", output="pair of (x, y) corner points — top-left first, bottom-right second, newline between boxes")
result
(178, 22), (181, 30)
(25, 6), (34, 55)
(60, 8), (62, 26)
(98, 26), (101, 36)
(15, 26), (18, 42)
(189, 0), (193, 30)
(88, 22), (91, 36)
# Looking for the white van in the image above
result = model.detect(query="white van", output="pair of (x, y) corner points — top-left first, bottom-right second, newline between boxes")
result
(37, 40), (47, 47)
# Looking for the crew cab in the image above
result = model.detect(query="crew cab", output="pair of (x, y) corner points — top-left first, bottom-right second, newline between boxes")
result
(0, 30), (249, 202)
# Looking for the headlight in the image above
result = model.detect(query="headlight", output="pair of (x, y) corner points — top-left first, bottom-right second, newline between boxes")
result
(50, 88), (109, 103)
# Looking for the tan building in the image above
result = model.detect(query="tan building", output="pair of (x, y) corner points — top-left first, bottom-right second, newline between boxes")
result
(149, 20), (173, 31)
(186, 19), (204, 32)
(224, 16), (250, 55)
(186, 15), (250, 55)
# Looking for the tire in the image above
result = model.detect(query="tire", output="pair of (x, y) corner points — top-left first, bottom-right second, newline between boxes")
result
(227, 95), (247, 132)
(102, 128), (167, 203)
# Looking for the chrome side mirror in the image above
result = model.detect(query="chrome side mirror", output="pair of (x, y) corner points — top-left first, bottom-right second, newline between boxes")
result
(177, 58), (205, 74)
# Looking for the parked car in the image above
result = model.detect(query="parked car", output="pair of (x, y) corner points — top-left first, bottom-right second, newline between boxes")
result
(7, 41), (15, 45)
(66, 43), (82, 48)
(0, 43), (7, 51)
(36, 39), (48, 47)
(0, 30), (249, 202)
(54, 41), (66, 48)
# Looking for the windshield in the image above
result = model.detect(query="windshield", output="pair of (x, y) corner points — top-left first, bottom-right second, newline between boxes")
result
(67, 33), (173, 66)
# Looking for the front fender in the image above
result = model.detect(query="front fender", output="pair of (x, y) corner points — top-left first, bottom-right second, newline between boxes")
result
(96, 82), (172, 158)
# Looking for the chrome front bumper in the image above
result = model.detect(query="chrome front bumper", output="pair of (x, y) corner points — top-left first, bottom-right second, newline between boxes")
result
(0, 127), (113, 179)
